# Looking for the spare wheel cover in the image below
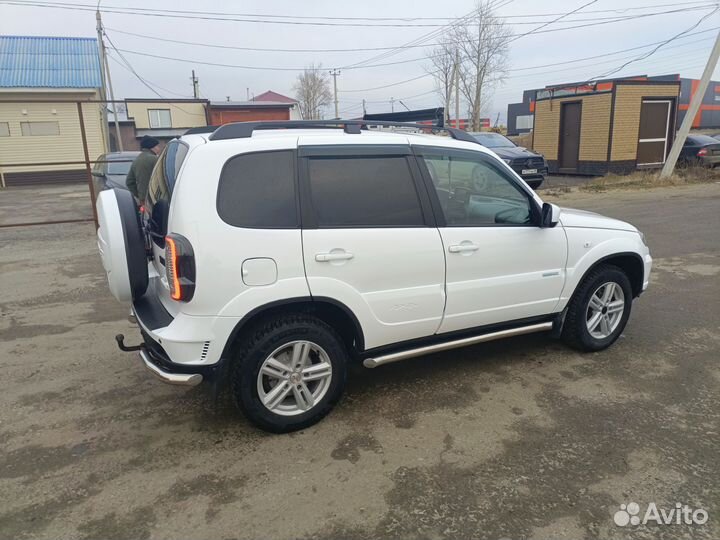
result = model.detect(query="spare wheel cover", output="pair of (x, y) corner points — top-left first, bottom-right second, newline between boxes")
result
(96, 189), (148, 302)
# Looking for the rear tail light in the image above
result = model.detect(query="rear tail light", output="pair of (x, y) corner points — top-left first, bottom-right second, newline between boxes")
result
(697, 148), (708, 157)
(165, 233), (196, 302)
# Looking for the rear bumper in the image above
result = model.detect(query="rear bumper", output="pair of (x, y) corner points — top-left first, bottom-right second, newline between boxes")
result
(135, 328), (224, 385)
(140, 346), (203, 386)
(122, 281), (230, 385)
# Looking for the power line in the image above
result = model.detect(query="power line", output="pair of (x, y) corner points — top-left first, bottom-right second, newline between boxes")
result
(4, 0), (715, 22)
(507, 0), (599, 44)
(590, 5), (720, 80)
(338, 26), (719, 94)
(2, 0), (716, 22)
(98, 5), (717, 75)
(343, 5), (718, 70)
(0, 0), (518, 27)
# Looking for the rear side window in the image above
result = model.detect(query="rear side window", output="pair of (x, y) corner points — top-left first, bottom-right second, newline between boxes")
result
(307, 156), (423, 227)
(217, 150), (297, 228)
(146, 139), (189, 211)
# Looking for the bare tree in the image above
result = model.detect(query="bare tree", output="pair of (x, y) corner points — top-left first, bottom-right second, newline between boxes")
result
(452, 0), (510, 131)
(293, 63), (333, 120)
(427, 41), (457, 126)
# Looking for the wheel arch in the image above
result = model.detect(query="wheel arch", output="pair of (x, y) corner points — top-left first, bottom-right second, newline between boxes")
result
(220, 297), (365, 361)
(574, 252), (645, 299)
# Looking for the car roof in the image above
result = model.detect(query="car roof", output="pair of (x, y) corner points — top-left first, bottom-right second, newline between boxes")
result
(105, 151), (141, 158)
(181, 127), (489, 155)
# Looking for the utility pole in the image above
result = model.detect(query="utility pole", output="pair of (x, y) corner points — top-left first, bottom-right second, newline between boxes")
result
(362, 99), (367, 116)
(390, 97), (395, 113)
(660, 30), (720, 179)
(455, 49), (461, 130)
(95, 9), (110, 152)
(191, 70), (200, 99)
(103, 49), (123, 152)
(329, 69), (340, 119)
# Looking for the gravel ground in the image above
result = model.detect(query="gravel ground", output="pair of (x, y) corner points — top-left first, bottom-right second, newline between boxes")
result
(1, 182), (719, 540)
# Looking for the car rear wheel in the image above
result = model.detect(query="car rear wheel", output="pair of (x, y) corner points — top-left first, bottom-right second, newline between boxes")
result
(231, 314), (348, 433)
(562, 264), (632, 352)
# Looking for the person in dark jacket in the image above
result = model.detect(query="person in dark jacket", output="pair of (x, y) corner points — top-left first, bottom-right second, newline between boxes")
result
(126, 136), (160, 202)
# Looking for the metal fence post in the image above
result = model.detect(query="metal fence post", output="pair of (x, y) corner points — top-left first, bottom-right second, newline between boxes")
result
(77, 102), (99, 228)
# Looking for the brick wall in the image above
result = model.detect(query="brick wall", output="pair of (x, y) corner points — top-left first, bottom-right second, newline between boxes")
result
(533, 93), (611, 162)
(609, 84), (679, 161)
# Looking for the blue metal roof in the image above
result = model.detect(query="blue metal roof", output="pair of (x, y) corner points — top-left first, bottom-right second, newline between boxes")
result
(0, 36), (101, 88)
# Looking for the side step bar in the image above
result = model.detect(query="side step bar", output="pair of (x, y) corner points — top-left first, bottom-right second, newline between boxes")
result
(363, 322), (553, 369)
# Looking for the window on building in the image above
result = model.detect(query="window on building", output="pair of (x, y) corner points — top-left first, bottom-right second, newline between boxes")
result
(0, 122), (9, 136)
(148, 109), (172, 128)
(217, 150), (297, 228)
(20, 121), (59, 136)
(516, 115), (534, 130)
(308, 156), (424, 228)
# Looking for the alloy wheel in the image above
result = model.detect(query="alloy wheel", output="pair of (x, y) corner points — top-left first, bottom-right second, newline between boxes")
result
(586, 281), (625, 339)
(256, 340), (333, 416)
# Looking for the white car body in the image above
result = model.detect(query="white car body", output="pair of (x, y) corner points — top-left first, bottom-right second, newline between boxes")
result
(119, 129), (650, 369)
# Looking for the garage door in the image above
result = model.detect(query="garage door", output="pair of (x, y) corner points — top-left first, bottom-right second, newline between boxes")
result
(637, 100), (672, 166)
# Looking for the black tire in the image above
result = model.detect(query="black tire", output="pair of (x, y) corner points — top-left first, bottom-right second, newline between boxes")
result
(115, 188), (148, 300)
(561, 264), (633, 352)
(230, 314), (348, 433)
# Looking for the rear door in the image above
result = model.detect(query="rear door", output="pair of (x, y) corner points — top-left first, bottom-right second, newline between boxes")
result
(299, 144), (446, 350)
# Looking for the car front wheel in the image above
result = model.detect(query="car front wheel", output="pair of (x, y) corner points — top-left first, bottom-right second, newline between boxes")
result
(231, 314), (348, 433)
(562, 264), (632, 351)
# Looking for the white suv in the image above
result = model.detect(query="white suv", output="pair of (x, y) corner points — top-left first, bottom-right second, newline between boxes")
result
(97, 121), (652, 433)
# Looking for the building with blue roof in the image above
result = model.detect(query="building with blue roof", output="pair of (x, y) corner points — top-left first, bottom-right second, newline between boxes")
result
(0, 35), (107, 186)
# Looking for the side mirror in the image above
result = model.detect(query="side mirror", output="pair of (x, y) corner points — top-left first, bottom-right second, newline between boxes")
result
(540, 202), (560, 228)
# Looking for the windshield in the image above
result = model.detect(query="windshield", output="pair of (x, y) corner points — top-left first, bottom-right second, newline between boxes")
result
(471, 132), (516, 149)
(689, 135), (719, 145)
(107, 159), (133, 176)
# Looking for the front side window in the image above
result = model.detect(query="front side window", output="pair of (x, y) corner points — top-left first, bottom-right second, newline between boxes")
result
(307, 156), (424, 227)
(217, 150), (297, 228)
(421, 152), (533, 226)
(148, 109), (171, 128)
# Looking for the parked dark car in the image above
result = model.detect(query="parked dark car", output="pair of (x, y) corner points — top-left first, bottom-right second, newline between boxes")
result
(469, 132), (547, 189)
(92, 151), (141, 196)
(679, 135), (720, 167)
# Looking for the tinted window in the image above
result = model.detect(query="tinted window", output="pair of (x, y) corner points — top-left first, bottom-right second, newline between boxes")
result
(146, 140), (189, 210)
(308, 156), (423, 227)
(422, 152), (532, 226)
(217, 150), (297, 228)
(687, 135), (718, 145)
(471, 132), (516, 148)
(107, 158), (134, 176)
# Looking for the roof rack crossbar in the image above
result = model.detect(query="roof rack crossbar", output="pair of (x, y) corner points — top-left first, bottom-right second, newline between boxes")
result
(206, 120), (478, 144)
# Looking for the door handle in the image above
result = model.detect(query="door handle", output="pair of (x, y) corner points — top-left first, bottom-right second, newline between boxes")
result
(315, 251), (354, 262)
(448, 243), (479, 254)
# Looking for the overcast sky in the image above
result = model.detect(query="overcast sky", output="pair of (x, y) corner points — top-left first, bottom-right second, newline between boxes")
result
(3, 0), (719, 123)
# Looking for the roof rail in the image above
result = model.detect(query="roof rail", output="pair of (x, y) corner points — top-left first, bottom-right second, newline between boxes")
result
(184, 125), (219, 135)
(207, 120), (479, 144)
